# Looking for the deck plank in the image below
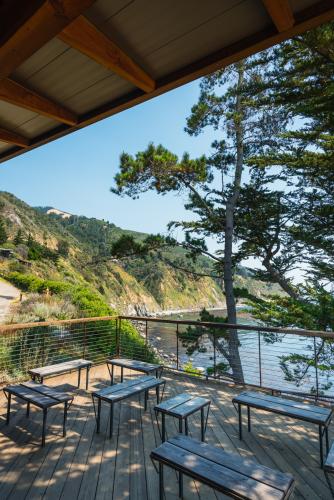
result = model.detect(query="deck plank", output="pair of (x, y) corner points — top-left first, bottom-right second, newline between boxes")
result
(0, 365), (332, 499)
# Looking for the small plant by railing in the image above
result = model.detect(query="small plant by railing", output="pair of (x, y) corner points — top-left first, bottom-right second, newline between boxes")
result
(0, 314), (334, 403)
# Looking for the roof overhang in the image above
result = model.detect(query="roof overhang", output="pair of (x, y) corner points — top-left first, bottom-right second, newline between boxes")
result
(0, 0), (333, 164)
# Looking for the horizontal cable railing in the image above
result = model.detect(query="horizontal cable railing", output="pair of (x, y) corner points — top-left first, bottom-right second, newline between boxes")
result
(0, 314), (333, 403)
(0, 316), (118, 384)
(119, 315), (334, 403)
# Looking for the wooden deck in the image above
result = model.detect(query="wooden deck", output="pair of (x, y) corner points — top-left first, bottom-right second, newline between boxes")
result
(0, 364), (332, 499)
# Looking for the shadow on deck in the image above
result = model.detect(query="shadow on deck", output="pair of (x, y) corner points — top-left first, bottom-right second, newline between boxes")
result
(0, 364), (332, 499)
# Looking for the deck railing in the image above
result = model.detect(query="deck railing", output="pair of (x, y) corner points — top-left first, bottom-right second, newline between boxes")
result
(0, 314), (333, 402)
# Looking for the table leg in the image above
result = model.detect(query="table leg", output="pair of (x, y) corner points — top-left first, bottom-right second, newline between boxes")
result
(319, 425), (324, 468)
(97, 398), (101, 434)
(160, 413), (165, 442)
(42, 408), (47, 447)
(159, 463), (164, 500)
(26, 401), (30, 417)
(86, 366), (90, 390)
(156, 385), (160, 404)
(238, 404), (242, 440)
(326, 426), (329, 455)
(111, 364), (114, 385)
(145, 390), (148, 411)
(109, 404), (114, 438)
(121, 366), (124, 382)
(247, 406), (251, 432)
(63, 401), (68, 437)
(78, 368), (81, 388)
(41, 377), (44, 384)
(201, 407), (205, 441)
(6, 392), (11, 424)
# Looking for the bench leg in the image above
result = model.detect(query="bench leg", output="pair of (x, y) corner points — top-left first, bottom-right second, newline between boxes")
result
(111, 364), (114, 385)
(319, 425), (324, 468)
(121, 366), (124, 383)
(201, 407), (205, 441)
(247, 406), (251, 432)
(96, 398), (101, 434)
(185, 418), (188, 436)
(109, 404), (114, 439)
(78, 368), (81, 388)
(156, 385), (160, 404)
(326, 426), (329, 455)
(144, 390), (148, 411)
(238, 404), (242, 440)
(162, 413), (166, 443)
(63, 401), (68, 437)
(179, 418), (182, 434)
(6, 393), (11, 424)
(42, 408), (47, 447)
(178, 471), (183, 499)
(40, 377), (44, 384)
(159, 463), (164, 500)
(86, 366), (90, 390)
(26, 401), (30, 417)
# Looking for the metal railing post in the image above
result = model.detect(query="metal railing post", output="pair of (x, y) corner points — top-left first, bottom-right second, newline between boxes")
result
(213, 332), (217, 379)
(83, 322), (87, 359)
(116, 318), (121, 358)
(176, 323), (179, 371)
(314, 336), (319, 402)
(258, 331), (262, 387)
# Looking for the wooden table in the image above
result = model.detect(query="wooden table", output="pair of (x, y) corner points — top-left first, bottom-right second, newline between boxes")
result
(29, 358), (92, 389)
(106, 358), (163, 384)
(151, 434), (295, 500)
(3, 381), (73, 446)
(154, 393), (210, 443)
(92, 375), (166, 437)
(233, 391), (332, 468)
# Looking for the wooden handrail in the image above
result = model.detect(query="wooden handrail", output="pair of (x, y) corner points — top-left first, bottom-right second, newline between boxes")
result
(0, 315), (118, 333)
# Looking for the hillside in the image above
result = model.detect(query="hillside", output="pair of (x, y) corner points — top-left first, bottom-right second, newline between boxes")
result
(0, 192), (279, 315)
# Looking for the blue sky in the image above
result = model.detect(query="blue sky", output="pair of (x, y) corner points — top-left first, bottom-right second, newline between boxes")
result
(0, 80), (216, 238)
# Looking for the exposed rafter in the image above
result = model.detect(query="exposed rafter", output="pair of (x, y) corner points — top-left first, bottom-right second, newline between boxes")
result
(0, 127), (29, 147)
(262, 0), (295, 32)
(59, 16), (155, 93)
(0, 0), (96, 81)
(0, 79), (77, 125)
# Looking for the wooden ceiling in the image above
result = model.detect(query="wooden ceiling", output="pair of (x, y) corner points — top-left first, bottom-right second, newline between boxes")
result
(0, 0), (333, 164)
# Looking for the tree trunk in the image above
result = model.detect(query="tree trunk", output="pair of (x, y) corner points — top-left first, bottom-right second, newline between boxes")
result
(223, 62), (245, 383)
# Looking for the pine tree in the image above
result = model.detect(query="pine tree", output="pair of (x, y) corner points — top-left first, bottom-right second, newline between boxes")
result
(0, 219), (7, 245)
(14, 229), (23, 245)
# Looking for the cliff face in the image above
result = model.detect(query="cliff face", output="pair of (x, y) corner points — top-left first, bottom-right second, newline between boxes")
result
(0, 192), (278, 314)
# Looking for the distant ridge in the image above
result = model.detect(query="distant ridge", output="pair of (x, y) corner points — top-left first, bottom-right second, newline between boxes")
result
(35, 206), (72, 219)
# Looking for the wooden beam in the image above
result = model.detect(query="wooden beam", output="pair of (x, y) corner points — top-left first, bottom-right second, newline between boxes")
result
(0, 79), (78, 125)
(0, 127), (30, 147)
(0, 0), (96, 80)
(262, 0), (295, 32)
(58, 16), (155, 93)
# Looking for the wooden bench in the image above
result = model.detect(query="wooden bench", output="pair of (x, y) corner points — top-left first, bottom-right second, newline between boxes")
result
(232, 391), (332, 468)
(3, 381), (73, 446)
(106, 358), (163, 384)
(155, 393), (210, 442)
(29, 358), (92, 389)
(92, 375), (166, 437)
(150, 434), (295, 499)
